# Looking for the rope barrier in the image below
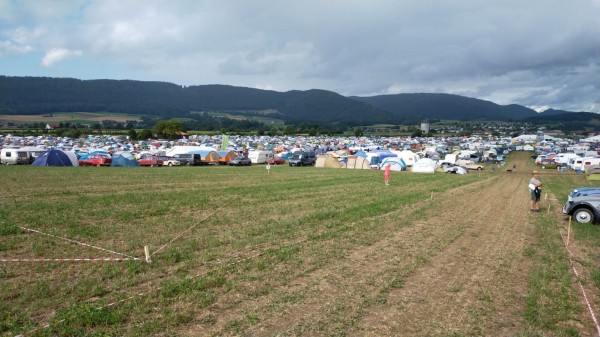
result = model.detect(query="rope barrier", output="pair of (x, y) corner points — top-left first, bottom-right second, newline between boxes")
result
(14, 236), (307, 336)
(558, 223), (600, 337)
(546, 196), (600, 336)
(150, 203), (229, 257)
(18, 226), (140, 260)
(1, 257), (138, 263)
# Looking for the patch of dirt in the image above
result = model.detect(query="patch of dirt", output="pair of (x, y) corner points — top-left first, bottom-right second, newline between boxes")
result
(353, 168), (533, 336)
(182, 155), (539, 336)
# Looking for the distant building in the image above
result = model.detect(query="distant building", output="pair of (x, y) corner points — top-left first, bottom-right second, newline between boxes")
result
(420, 122), (430, 134)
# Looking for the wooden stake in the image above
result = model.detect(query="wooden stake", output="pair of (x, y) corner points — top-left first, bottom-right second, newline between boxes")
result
(567, 217), (571, 246)
(144, 245), (152, 263)
(547, 204), (551, 213)
(430, 191), (433, 200)
(545, 192), (548, 200)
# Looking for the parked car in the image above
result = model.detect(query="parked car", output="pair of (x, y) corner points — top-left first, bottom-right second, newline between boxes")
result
(138, 155), (163, 167)
(539, 159), (561, 170)
(289, 151), (316, 166)
(267, 157), (286, 165)
(563, 187), (600, 224)
(78, 154), (112, 166)
(456, 159), (484, 171)
(158, 156), (180, 167)
(228, 156), (252, 166)
(439, 162), (458, 173)
(172, 153), (202, 166)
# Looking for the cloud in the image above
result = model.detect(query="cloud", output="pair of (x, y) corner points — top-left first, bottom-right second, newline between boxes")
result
(41, 48), (82, 67)
(0, 40), (33, 56)
(0, 0), (598, 112)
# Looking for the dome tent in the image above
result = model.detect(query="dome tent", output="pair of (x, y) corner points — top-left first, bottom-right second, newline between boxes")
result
(379, 157), (407, 171)
(411, 158), (436, 174)
(32, 149), (79, 166)
(111, 152), (139, 167)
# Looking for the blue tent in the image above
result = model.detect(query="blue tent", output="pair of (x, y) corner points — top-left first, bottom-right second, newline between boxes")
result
(32, 149), (79, 166)
(380, 157), (407, 171)
(354, 150), (368, 158)
(111, 152), (139, 167)
(370, 150), (397, 160)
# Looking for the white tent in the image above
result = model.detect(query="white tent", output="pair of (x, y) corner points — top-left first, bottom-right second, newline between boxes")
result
(346, 156), (371, 169)
(411, 158), (436, 173)
(398, 150), (419, 166)
(380, 157), (406, 171)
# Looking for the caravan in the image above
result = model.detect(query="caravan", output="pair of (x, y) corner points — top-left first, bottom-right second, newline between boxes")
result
(248, 150), (275, 164)
(0, 148), (29, 165)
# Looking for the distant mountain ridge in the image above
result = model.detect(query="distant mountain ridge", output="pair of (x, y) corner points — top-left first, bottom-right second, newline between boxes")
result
(0, 75), (589, 125)
(351, 93), (539, 120)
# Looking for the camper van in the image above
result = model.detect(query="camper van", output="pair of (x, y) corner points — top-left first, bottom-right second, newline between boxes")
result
(248, 150), (274, 164)
(554, 153), (578, 165)
(583, 158), (600, 172)
(572, 157), (598, 172)
(1, 148), (29, 165)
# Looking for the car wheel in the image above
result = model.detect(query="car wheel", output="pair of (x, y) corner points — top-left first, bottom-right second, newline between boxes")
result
(186, 162), (191, 166)
(97, 164), (101, 167)
(573, 208), (594, 224)
(477, 167), (482, 171)
(151, 164), (155, 167)
(168, 163), (173, 167)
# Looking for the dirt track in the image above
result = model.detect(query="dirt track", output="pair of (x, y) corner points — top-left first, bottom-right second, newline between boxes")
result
(183, 154), (542, 336)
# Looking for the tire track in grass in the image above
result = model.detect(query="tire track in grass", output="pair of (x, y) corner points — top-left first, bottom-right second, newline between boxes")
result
(353, 170), (532, 336)
(180, 176), (497, 336)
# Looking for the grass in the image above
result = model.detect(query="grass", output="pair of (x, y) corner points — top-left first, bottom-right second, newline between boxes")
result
(0, 112), (142, 124)
(0, 163), (488, 336)
(196, 111), (285, 126)
(0, 155), (598, 336)
(522, 159), (600, 336)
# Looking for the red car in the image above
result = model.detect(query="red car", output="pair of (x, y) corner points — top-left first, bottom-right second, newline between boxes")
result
(78, 154), (112, 167)
(267, 157), (286, 165)
(138, 155), (164, 167)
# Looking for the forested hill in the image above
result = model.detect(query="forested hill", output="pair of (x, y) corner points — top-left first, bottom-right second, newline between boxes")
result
(0, 76), (588, 124)
(351, 93), (539, 121)
(0, 76), (392, 125)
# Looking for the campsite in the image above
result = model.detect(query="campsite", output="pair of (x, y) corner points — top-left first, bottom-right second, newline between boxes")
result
(1, 151), (599, 336)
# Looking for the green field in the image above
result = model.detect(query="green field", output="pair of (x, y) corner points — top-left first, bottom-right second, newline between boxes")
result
(0, 154), (598, 336)
(0, 112), (142, 125)
(194, 111), (285, 126)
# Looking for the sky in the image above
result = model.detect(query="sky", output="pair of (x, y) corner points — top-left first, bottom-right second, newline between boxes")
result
(1, 0), (599, 113)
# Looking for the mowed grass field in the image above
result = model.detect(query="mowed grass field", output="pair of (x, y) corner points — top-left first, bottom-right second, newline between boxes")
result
(0, 112), (142, 124)
(0, 152), (599, 336)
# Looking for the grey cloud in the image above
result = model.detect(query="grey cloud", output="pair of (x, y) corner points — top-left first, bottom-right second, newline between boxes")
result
(0, 0), (598, 112)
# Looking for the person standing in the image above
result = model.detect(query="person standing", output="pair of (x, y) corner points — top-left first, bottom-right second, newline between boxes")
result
(384, 163), (391, 186)
(529, 171), (542, 211)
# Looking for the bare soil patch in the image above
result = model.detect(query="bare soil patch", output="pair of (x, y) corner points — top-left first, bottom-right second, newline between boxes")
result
(198, 155), (535, 336)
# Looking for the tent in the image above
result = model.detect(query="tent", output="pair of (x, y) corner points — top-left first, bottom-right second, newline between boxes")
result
(315, 154), (342, 168)
(196, 150), (220, 164)
(380, 157), (407, 171)
(217, 151), (238, 164)
(456, 166), (468, 174)
(586, 165), (600, 180)
(398, 150), (419, 167)
(346, 156), (371, 170)
(32, 149), (79, 166)
(370, 150), (396, 160)
(411, 158), (436, 173)
(111, 152), (139, 167)
(354, 151), (368, 158)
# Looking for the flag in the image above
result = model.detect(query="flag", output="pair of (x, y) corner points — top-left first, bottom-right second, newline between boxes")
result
(221, 134), (229, 150)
